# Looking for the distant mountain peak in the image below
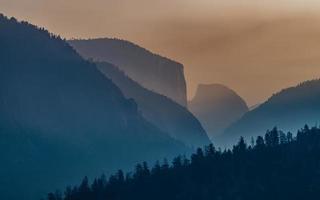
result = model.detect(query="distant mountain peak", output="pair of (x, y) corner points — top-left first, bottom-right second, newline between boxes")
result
(189, 84), (249, 140)
(69, 38), (188, 106)
(193, 83), (244, 102)
(78, 37), (184, 66)
(96, 61), (210, 147)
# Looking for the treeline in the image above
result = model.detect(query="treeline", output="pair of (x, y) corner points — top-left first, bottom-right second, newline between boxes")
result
(0, 14), (64, 41)
(46, 125), (320, 200)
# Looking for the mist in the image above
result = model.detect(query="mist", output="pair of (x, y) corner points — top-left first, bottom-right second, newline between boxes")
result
(2, 0), (320, 105)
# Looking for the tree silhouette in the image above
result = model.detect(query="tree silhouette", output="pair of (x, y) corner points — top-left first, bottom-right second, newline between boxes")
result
(48, 125), (320, 200)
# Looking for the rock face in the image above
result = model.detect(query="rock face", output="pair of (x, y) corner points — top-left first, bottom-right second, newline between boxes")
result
(0, 15), (188, 200)
(222, 79), (320, 147)
(69, 38), (187, 107)
(188, 84), (249, 140)
(96, 62), (210, 147)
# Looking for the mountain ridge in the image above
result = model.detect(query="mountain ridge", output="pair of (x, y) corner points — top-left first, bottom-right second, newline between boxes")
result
(221, 79), (320, 146)
(69, 38), (187, 106)
(189, 84), (248, 140)
(0, 14), (188, 200)
(96, 61), (210, 147)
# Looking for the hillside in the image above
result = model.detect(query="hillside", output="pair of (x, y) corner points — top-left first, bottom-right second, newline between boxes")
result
(0, 15), (188, 200)
(96, 62), (210, 147)
(221, 79), (320, 146)
(69, 38), (187, 106)
(48, 126), (320, 200)
(189, 84), (248, 140)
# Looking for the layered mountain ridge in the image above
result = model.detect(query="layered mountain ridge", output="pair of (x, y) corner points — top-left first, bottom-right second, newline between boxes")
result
(69, 38), (187, 106)
(188, 84), (248, 140)
(96, 62), (210, 147)
(0, 15), (188, 200)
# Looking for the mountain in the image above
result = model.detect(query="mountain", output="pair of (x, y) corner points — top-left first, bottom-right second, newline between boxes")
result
(222, 79), (320, 146)
(96, 62), (210, 147)
(249, 103), (261, 110)
(50, 126), (320, 200)
(188, 84), (248, 140)
(68, 38), (187, 107)
(0, 15), (188, 200)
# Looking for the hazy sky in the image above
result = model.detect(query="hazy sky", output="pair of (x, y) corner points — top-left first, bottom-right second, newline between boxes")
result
(2, 0), (320, 105)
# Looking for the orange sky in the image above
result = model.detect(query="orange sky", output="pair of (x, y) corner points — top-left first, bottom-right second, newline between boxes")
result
(2, 0), (320, 105)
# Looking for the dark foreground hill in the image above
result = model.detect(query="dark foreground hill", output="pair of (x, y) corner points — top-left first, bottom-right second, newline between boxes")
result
(189, 84), (248, 140)
(0, 15), (188, 200)
(96, 62), (210, 147)
(221, 79), (320, 146)
(69, 38), (187, 106)
(48, 125), (320, 200)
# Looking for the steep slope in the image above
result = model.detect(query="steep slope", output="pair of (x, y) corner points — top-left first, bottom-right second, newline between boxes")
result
(222, 79), (320, 146)
(188, 84), (248, 140)
(68, 38), (187, 106)
(50, 126), (320, 200)
(96, 62), (210, 147)
(0, 15), (188, 200)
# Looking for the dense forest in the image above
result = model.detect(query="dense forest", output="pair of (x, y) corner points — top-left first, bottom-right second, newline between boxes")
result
(222, 79), (320, 146)
(0, 14), (189, 200)
(46, 125), (320, 200)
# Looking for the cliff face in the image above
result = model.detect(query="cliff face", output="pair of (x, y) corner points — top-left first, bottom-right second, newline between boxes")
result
(222, 79), (320, 147)
(0, 15), (188, 200)
(188, 84), (249, 141)
(96, 62), (210, 147)
(69, 38), (187, 107)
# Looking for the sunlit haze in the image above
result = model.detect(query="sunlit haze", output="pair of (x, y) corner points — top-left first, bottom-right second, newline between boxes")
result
(2, 0), (320, 105)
